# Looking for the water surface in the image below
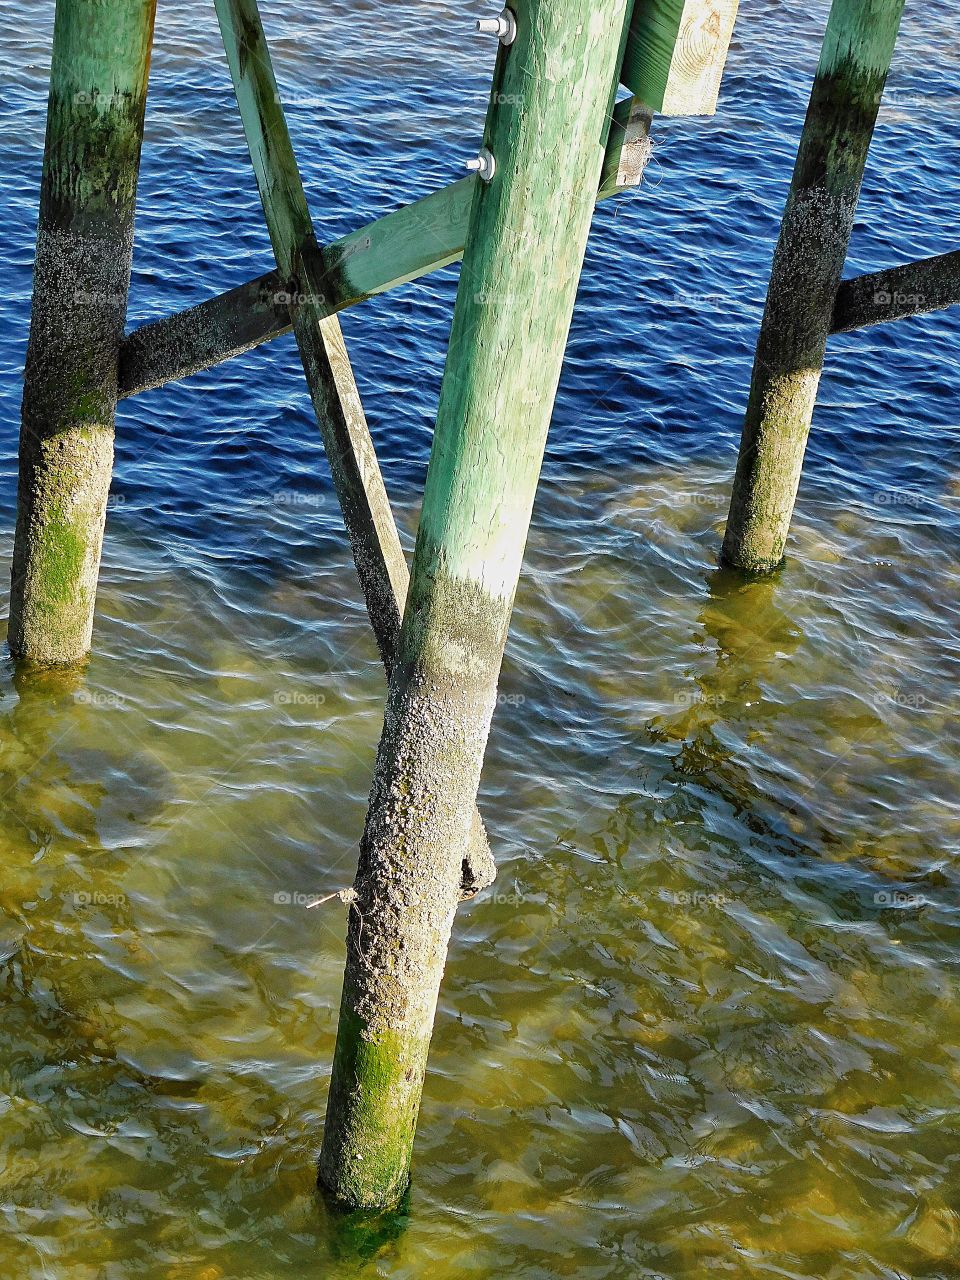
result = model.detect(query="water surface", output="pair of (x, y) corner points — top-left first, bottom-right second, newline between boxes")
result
(0, 1), (958, 1276)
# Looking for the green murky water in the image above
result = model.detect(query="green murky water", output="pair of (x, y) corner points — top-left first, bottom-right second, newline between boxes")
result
(0, 463), (957, 1277)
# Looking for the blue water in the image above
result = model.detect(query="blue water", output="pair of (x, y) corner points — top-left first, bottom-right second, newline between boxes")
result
(0, 2), (958, 1275)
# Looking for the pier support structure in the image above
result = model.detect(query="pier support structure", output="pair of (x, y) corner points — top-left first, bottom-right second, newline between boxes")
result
(721, 0), (905, 573)
(317, 0), (636, 1211)
(11, 0), (759, 1217)
(10, 0), (156, 663)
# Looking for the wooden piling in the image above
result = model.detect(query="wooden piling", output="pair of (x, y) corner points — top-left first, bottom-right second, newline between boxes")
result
(317, 0), (633, 1211)
(720, 0), (904, 573)
(10, 0), (156, 664)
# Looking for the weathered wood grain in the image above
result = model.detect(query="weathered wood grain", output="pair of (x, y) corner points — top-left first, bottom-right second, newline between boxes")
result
(620, 0), (739, 116)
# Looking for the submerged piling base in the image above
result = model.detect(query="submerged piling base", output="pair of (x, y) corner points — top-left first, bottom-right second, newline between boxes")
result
(11, 424), (114, 666)
(319, 623), (502, 1208)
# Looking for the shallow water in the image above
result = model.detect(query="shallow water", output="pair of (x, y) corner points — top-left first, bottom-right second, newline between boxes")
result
(1, 0), (959, 1275)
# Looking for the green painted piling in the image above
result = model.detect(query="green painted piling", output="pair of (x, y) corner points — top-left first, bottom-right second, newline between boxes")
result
(10, 0), (156, 664)
(318, 0), (634, 1211)
(720, 0), (905, 573)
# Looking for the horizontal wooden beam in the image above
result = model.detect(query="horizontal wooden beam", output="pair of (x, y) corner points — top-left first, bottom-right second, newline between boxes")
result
(118, 97), (652, 400)
(119, 271), (285, 398)
(830, 250), (960, 334)
(620, 0), (740, 116)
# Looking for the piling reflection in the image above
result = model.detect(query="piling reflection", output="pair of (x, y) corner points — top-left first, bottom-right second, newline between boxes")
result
(319, 1185), (412, 1262)
(653, 563), (800, 771)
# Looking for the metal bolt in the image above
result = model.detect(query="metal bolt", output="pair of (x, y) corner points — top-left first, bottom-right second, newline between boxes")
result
(475, 8), (517, 46)
(465, 147), (496, 182)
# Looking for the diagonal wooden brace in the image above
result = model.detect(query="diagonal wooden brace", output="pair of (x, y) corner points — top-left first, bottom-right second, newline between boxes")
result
(830, 250), (960, 334)
(212, 0), (495, 897)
